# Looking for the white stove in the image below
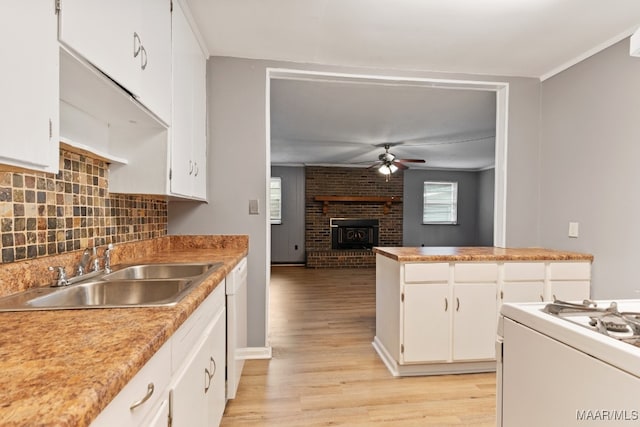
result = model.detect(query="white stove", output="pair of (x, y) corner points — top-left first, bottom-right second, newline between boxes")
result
(497, 299), (640, 427)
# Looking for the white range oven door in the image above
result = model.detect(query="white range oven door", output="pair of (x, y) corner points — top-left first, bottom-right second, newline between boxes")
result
(499, 317), (640, 427)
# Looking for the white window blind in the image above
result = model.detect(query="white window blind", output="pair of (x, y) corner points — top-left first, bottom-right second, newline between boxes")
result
(423, 181), (458, 224)
(270, 177), (282, 224)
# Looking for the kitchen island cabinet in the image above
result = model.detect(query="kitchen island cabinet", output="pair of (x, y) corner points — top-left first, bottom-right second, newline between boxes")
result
(373, 246), (593, 376)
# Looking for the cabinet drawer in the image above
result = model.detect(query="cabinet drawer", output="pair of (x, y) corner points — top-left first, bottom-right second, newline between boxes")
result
(548, 262), (591, 281)
(171, 281), (225, 372)
(503, 262), (545, 281)
(404, 263), (449, 283)
(454, 263), (498, 282)
(91, 341), (171, 427)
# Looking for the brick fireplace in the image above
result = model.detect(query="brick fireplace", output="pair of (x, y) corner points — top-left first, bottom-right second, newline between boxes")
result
(305, 166), (403, 268)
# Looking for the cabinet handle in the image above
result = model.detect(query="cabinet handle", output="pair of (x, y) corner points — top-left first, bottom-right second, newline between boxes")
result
(444, 297), (448, 312)
(553, 294), (557, 301)
(456, 297), (460, 312)
(140, 45), (148, 70)
(539, 294), (544, 302)
(194, 162), (199, 177)
(189, 160), (194, 175)
(204, 357), (216, 393)
(129, 382), (154, 411)
(133, 32), (141, 58)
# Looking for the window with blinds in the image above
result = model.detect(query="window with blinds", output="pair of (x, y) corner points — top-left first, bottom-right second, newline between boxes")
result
(423, 181), (458, 224)
(270, 177), (282, 224)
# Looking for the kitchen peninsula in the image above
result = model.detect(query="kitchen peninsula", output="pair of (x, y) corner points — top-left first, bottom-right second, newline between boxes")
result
(373, 246), (593, 376)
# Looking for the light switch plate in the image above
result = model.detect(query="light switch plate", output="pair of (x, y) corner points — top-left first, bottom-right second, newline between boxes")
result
(568, 222), (579, 238)
(249, 199), (259, 215)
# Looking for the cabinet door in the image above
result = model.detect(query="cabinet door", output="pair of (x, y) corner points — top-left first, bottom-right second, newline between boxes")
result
(549, 281), (590, 302)
(138, 0), (171, 124)
(170, 0), (207, 199)
(205, 308), (226, 426)
(402, 283), (450, 363)
(58, 0), (141, 97)
(501, 282), (544, 304)
(0, 1), (59, 172)
(170, 0), (195, 197)
(170, 308), (225, 427)
(170, 335), (208, 427)
(142, 398), (169, 427)
(190, 49), (208, 200)
(453, 283), (497, 361)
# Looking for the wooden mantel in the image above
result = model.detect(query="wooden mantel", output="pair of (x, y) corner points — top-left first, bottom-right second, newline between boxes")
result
(314, 195), (403, 215)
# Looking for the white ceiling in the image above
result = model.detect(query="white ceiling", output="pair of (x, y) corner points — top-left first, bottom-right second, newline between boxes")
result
(186, 0), (640, 170)
(270, 79), (497, 170)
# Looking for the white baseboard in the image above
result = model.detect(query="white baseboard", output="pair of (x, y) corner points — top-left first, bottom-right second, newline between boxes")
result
(237, 346), (272, 360)
(372, 336), (495, 377)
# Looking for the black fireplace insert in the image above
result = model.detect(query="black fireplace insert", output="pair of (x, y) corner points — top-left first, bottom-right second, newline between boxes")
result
(330, 218), (380, 250)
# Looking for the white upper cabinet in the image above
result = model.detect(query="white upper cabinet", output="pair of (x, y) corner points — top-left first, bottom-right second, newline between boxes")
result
(170, 1), (207, 200)
(58, 0), (140, 96)
(138, 0), (172, 123)
(0, 1), (59, 173)
(58, 0), (171, 124)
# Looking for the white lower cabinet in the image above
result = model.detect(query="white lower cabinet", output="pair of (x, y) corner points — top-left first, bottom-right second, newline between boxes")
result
(452, 283), (497, 361)
(501, 262), (545, 304)
(170, 307), (226, 427)
(374, 255), (592, 377)
(402, 283), (450, 363)
(549, 281), (590, 302)
(403, 282), (498, 363)
(91, 342), (171, 427)
(547, 262), (591, 302)
(91, 282), (226, 427)
(142, 398), (170, 427)
(502, 282), (544, 304)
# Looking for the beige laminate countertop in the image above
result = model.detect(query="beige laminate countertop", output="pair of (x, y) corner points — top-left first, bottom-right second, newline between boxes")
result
(0, 238), (247, 426)
(373, 246), (594, 262)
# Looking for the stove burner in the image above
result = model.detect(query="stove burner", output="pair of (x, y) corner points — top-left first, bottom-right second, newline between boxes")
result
(543, 300), (640, 346)
(589, 316), (631, 333)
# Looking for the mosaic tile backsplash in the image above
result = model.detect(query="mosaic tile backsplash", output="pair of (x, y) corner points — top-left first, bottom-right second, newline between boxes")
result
(0, 149), (168, 263)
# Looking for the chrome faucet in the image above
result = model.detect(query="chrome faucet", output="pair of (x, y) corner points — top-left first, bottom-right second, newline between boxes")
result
(103, 243), (114, 273)
(48, 266), (69, 287)
(91, 247), (100, 272)
(76, 248), (92, 276)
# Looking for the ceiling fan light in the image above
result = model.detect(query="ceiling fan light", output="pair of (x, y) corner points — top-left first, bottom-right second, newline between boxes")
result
(389, 163), (398, 173)
(378, 164), (391, 175)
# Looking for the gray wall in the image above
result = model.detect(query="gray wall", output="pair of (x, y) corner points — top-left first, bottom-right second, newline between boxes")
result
(270, 166), (305, 263)
(169, 56), (541, 348)
(404, 170), (480, 246)
(539, 38), (640, 299)
(478, 168), (495, 246)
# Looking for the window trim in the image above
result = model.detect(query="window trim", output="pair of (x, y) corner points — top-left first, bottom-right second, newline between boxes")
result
(270, 177), (282, 225)
(422, 181), (458, 225)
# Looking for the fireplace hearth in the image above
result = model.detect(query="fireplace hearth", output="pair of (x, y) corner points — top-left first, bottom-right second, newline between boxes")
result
(331, 218), (380, 250)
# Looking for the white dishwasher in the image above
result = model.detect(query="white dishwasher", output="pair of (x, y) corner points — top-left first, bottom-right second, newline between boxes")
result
(226, 257), (247, 399)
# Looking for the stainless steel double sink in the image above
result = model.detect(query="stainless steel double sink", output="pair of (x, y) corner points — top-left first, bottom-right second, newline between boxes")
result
(0, 262), (223, 311)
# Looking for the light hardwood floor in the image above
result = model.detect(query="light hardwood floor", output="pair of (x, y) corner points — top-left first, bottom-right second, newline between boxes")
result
(221, 266), (496, 426)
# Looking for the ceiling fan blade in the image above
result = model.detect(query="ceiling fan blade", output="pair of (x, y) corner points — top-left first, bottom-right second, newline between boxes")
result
(393, 161), (408, 170)
(367, 161), (383, 169)
(396, 159), (426, 163)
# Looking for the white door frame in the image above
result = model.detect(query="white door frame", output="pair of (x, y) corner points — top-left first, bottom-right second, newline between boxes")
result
(264, 68), (509, 344)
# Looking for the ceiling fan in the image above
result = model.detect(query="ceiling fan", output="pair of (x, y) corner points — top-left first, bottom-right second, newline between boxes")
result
(368, 144), (425, 179)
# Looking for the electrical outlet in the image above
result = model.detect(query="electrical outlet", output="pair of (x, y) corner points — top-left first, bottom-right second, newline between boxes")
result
(568, 222), (579, 238)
